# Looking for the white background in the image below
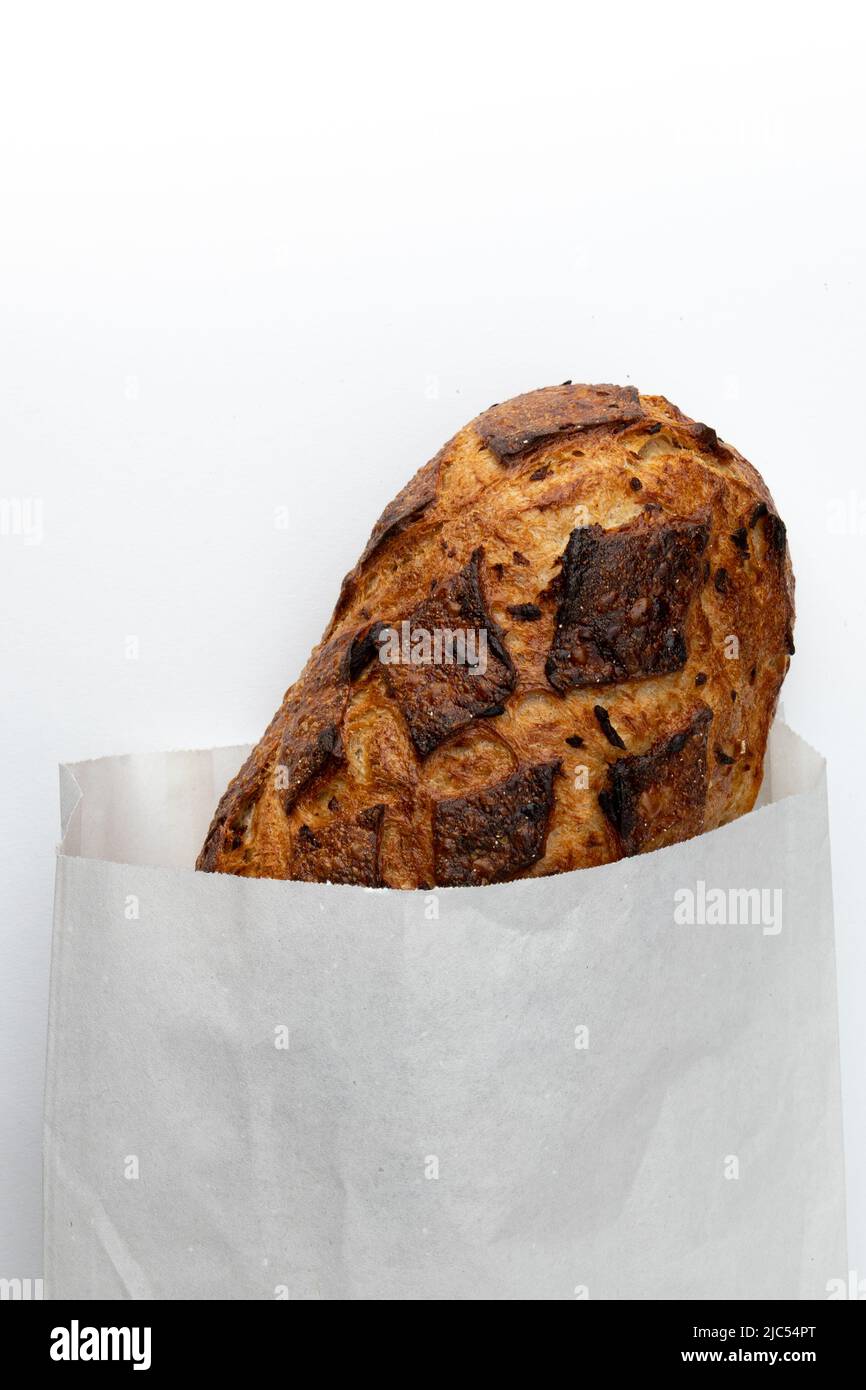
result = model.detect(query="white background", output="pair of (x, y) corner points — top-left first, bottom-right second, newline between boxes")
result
(1, 0), (864, 1291)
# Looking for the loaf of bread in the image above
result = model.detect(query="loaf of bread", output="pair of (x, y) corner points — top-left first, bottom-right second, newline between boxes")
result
(198, 384), (794, 888)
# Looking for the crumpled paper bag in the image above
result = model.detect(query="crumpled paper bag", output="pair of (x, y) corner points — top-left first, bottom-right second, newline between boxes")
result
(44, 722), (846, 1300)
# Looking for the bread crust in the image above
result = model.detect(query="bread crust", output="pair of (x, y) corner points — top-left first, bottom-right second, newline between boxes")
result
(197, 385), (795, 887)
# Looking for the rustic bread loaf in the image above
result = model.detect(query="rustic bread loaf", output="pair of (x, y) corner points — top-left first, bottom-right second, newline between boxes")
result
(197, 384), (794, 888)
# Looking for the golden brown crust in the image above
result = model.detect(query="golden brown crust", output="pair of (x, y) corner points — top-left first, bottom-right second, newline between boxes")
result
(197, 383), (795, 887)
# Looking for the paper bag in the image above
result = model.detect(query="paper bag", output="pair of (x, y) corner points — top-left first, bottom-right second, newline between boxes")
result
(44, 722), (846, 1299)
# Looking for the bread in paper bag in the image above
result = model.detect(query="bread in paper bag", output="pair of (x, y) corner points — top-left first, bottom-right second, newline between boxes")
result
(197, 384), (794, 887)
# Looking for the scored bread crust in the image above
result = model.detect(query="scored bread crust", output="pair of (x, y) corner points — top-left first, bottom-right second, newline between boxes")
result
(197, 383), (794, 888)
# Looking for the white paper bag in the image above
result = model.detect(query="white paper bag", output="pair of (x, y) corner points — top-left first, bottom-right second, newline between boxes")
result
(44, 722), (846, 1300)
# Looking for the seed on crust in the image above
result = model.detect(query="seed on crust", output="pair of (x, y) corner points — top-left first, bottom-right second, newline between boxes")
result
(506, 602), (542, 622)
(594, 704), (627, 749)
(433, 760), (561, 887)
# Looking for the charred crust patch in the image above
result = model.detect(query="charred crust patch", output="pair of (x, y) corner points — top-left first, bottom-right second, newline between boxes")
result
(276, 615), (400, 817)
(292, 803), (385, 886)
(764, 513), (787, 556)
(381, 549), (516, 756)
(275, 631), (359, 814)
(714, 746), (736, 766)
(432, 760), (561, 887)
(598, 707), (713, 855)
(348, 621), (387, 680)
(686, 421), (722, 454)
(730, 526), (749, 553)
(279, 723), (343, 814)
(714, 567), (729, 594)
(565, 734), (584, 748)
(593, 704), (627, 749)
(545, 512), (710, 691)
(477, 383), (644, 464)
